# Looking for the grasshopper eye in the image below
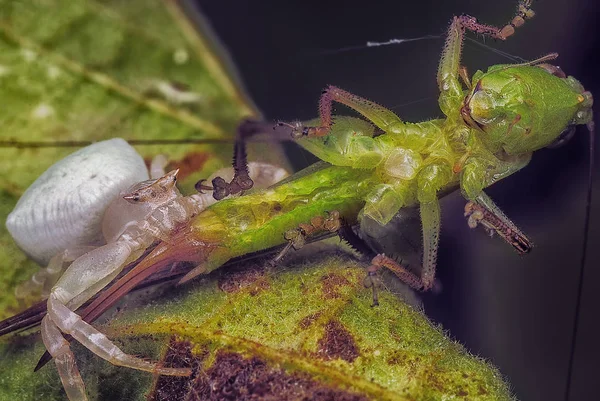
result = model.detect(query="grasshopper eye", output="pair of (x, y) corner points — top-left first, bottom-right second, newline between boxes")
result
(461, 80), (497, 131)
(547, 125), (576, 149)
(537, 63), (566, 78)
(468, 89), (497, 126)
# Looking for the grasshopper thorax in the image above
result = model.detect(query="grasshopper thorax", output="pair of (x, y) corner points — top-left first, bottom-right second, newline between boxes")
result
(461, 64), (593, 155)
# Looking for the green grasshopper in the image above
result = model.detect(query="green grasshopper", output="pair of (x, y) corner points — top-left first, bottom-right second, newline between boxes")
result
(158, 0), (593, 289)
(0, 1), (594, 399)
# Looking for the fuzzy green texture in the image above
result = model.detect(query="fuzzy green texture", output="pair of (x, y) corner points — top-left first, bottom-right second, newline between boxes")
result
(1, 253), (514, 400)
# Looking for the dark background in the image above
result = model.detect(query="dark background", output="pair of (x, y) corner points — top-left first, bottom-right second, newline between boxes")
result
(192, 1), (599, 400)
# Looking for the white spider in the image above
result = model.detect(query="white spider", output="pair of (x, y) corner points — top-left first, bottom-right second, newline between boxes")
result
(6, 138), (288, 401)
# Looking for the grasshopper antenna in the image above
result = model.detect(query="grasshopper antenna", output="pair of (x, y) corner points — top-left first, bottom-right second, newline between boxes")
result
(565, 119), (595, 401)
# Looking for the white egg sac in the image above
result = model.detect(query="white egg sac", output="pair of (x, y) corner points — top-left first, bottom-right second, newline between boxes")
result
(6, 138), (149, 265)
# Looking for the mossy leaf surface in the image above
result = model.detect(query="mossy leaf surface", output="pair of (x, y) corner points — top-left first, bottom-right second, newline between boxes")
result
(1, 253), (513, 400)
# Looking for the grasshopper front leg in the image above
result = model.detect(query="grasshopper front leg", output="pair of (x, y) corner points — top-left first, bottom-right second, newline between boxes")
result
(465, 193), (532, 255)
(438, 1), (535, 116)
(459, 152), (533, 253)
(367, 194), (535, 295)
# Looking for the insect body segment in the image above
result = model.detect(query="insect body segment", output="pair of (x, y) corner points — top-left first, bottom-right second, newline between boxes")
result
(462, 64), (593, 156)
(176, 165), (376, 283)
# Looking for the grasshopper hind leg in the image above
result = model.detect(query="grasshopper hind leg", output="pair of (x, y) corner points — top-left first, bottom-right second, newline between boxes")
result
(272, 211), (426, 306)
(339, 223), (426, 305)
(268, 212), (386, 306)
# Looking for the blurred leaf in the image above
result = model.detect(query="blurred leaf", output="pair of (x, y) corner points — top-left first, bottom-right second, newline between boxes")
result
(0, 0), (287, 316)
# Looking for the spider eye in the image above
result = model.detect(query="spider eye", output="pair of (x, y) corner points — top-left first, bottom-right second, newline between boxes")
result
(123, 193), (141, 203)
(547, 125), (576, 149)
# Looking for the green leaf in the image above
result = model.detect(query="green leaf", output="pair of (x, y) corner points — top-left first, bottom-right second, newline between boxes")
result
(0, 253), (513, 400)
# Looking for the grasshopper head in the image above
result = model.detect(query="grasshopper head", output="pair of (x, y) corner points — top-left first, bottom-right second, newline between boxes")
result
(461, 64), (593, 155)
